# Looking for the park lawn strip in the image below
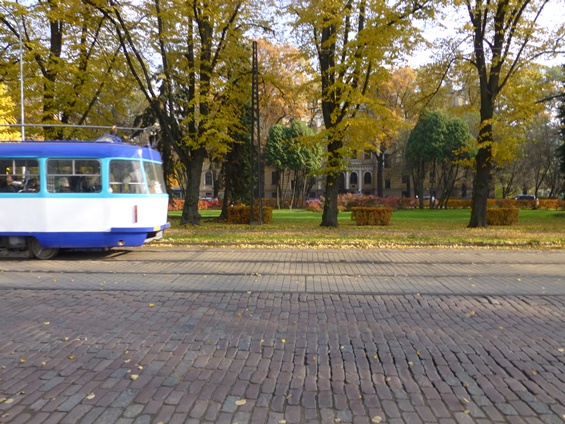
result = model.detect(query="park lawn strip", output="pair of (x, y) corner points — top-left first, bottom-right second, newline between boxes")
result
(160, 209), (565, 249)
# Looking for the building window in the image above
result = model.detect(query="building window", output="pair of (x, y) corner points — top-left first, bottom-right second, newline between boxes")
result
(385, 179), (391, 189)
(350, 172), (358, 185)
(364, 172), (372, 185)
(272, 171), (279, 186)
(363, 150), (372, 160)
(205, 171), (213, 186)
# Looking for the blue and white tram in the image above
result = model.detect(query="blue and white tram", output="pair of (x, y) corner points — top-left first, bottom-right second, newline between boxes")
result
(0, 136), (170, 259)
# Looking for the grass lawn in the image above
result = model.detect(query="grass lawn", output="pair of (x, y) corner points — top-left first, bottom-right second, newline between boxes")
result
(160, 208), (565, 249)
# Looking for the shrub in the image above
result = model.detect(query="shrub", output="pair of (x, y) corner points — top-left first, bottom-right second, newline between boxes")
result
(168, 198), (184, 211)
(446, 199), (472, 209)
(377, 197), (404, 210)
(496, 198), (538, 209)
(537, 199), (559, 210)
(306, 198), (323, 212)
(337, 194), (407, 211)
(401, 198), (418, 209)
(350, 207), (393, 226)
(228, 206), (273, 224)
(486, 208), (519, 226)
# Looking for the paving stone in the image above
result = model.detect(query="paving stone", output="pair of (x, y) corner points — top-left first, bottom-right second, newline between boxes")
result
(0, 248), (564, 424)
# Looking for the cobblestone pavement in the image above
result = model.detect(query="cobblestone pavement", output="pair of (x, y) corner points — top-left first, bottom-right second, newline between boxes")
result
(0, 248), (564, 424)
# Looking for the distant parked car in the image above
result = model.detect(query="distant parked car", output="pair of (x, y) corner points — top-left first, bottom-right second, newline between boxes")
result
(513, 194), (539, 207)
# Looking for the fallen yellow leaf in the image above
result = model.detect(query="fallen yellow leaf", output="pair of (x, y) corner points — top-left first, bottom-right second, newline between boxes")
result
(69, 355), (75, 360)
(149, 303), (155, 307)
(20, 358), (25, 363)
(281, 338), (286, 343)
(131, 375), (139, 381)
(235, 399), (246, 406)
(44, 322), (50, 325)
(85, 393), (95, 400)
(372, 417), (383, 423)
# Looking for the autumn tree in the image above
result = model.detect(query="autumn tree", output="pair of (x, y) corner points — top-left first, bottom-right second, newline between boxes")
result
(88, 0), (269, 225)
(288, 0), (435, 227)
(0, 0), (140, 140)
(373, 66), (420, 196)
(451, 0), (565, 227)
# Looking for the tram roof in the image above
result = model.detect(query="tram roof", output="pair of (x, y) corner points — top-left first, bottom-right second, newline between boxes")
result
(0, 140), (162, 162)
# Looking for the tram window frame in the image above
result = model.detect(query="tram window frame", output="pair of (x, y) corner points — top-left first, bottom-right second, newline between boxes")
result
(0, 159), (40, 193)
(109, 160), (147, 194)
(143, 161), (166, 194)
(46, 159), (102, 193)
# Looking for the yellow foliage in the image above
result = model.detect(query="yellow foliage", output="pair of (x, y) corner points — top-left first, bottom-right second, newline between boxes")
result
(0, 84), (22, 141)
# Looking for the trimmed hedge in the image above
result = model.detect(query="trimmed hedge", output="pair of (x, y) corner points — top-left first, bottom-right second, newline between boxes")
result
(351, 207), (393, 226)
(486, 208), (519, 226)
(228, 206), (273, 224)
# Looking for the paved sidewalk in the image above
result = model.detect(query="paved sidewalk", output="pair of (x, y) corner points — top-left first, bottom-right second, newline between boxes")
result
(0, 248), (564, 424)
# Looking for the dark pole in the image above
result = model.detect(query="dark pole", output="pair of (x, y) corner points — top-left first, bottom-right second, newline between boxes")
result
(250, 42), (255, 224)
(251, 40), (262, 224)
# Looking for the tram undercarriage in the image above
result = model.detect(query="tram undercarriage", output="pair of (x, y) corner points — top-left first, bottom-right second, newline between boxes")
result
(0, 236), (59, 259)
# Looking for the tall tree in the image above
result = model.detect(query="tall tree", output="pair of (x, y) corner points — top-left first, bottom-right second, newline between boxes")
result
(456, 0), (564, 227)
(265, 120), (322, 208)
(89, 0), (268, 225)
(288, 0), (435, 227)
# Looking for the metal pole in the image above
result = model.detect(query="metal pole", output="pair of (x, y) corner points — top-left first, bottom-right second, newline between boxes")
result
(251, 40), (262, 225)
(1, 6), (25, 141)
(17, 16), (24, 141)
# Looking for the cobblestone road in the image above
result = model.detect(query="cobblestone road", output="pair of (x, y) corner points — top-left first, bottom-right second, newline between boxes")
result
(0, 248), (564, 424)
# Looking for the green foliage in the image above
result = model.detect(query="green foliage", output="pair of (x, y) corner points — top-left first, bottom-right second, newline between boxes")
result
(264, 120), (322, 208)
(406, 110), (473, 206)
(407, 110), (472, 163)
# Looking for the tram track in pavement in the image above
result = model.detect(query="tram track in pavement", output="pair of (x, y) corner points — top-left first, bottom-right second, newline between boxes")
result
(0, 247), (563, 297)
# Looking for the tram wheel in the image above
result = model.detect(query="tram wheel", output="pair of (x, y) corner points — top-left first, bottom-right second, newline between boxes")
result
(29, 239), (59, 260)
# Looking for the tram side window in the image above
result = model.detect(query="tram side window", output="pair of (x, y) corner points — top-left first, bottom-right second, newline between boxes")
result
(109, 160), (147, 194)
(46, 159), (101, 193)
(143, 161), (166, 194)
(0, 159), (40, 193)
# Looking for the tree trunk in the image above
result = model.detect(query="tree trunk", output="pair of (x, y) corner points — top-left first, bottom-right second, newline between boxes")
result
(180, 148), (206, 225)
(321, 172), (339, 227)
(469, 141), (492, 227)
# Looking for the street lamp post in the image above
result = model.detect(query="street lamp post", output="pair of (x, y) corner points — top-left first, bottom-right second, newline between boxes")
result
(1, 6), (25, 141)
